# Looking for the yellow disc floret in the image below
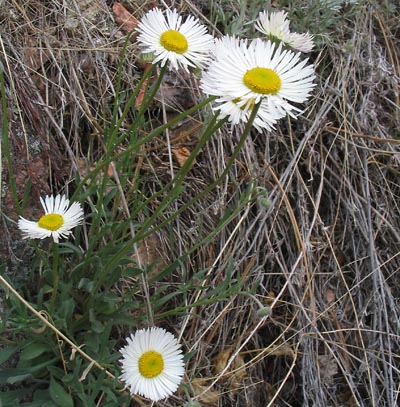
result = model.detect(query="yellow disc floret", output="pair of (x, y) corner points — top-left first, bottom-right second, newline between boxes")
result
(138, 351), (164, 378)
(243, 67), (281, 94)
(160, 30), (188, 53)
(38, 213), (64, 231)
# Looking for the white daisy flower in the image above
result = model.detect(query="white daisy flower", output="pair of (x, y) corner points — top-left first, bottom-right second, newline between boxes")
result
(119, 327), (184, 402)
(255, 10), (314, 53)
(18, 194), (84, 243)
(200, 36), (315, 120)
(202, 36), (279, 131)
(136, 7), (214, 72)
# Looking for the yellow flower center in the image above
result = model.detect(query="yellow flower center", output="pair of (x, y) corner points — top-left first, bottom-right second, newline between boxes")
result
(243, 67), (281, 94)
(138, 351), (164, 378)
(160, 30), (188, 54)
(233, 97), (256, 111)
(38, 213), (64, 231)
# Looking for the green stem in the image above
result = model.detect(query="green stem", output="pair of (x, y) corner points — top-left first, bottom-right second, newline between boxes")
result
(135, 113), (225, 230)
(73, 95), (217, 201)
(100, 103), (261, 280)
(137, 102), (261, 240)
(106, 64), (156, 149)
(91, 112), (224, 296)
(51, 242), (59, 308)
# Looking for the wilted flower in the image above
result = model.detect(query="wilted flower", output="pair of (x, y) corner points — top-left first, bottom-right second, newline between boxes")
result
(255, 10), (314, 53)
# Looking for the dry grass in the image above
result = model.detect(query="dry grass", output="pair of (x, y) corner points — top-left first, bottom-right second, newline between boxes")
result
(1, 0), (400, 406)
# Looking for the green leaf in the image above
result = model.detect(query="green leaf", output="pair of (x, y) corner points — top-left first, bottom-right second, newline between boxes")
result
(32, 388), (53, 404)
(58, 298), (75, 321)
(20, 342), (50, 361)
(47, 366), (66, 379)
(21, 402), (55, 407)
(0, 346), (18, 364)
(96, 293), (121, 315)
(58, 241), (83, 255)
(49, 376), (74, 407)
(7, 372), (32, 384)
(84, 331), (100, 353)
(78, 278), (94, 293)
(89, 309), (104, 333)
(75, 392), (94, 406)
(0, 368), (31, 384)
(89, 369), (106, 399)
(99, 386), (119, 403)
(0, 389), (20, 406)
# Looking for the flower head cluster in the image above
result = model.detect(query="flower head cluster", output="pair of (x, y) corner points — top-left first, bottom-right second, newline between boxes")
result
(136, 6), (316, 131)
(255, 11), (314, 53)
(119, 327), (184, 401)
(18, 194), (84, 243)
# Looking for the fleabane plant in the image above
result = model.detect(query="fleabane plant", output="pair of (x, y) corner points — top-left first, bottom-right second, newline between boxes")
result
(136, 7), (214, 72)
